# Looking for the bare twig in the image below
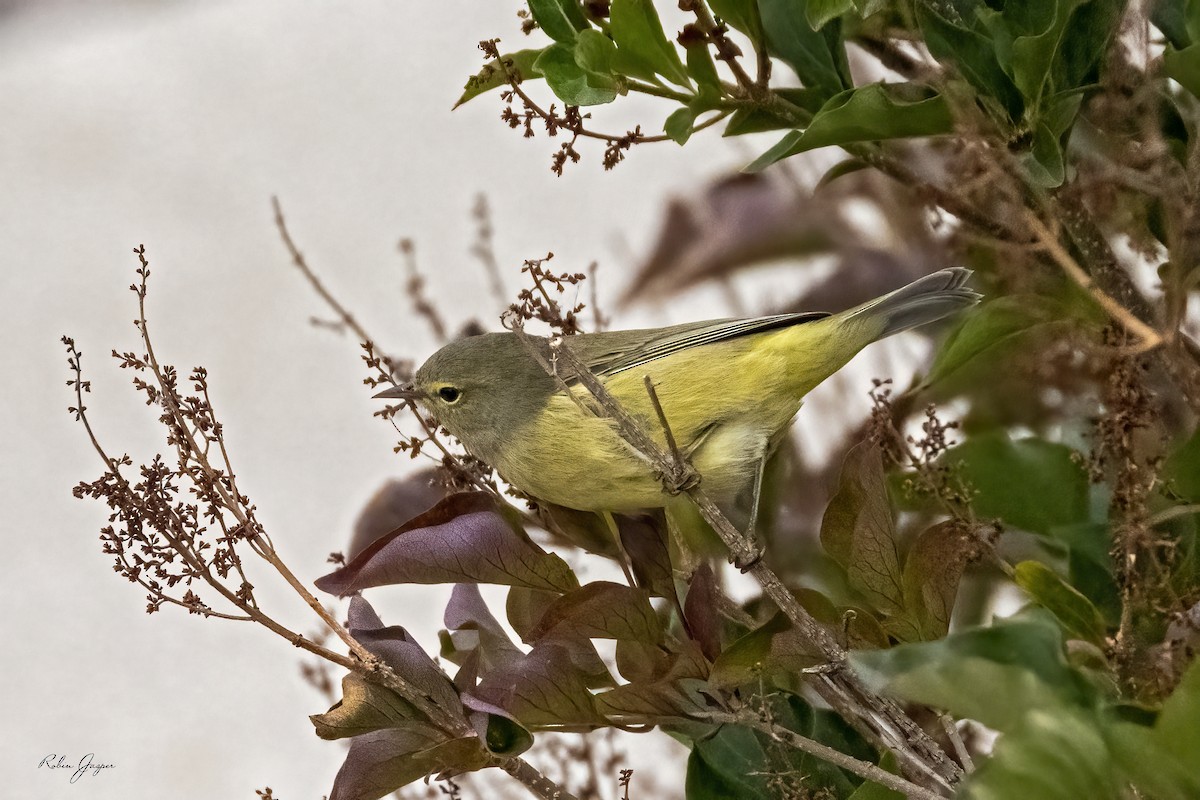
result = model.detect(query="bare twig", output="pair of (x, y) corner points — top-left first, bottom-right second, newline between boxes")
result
(703, 711), (945, 800)
(940, 716), (975, 771)
(1024, 210), (1163, 351)
(399, 238), (450, 344)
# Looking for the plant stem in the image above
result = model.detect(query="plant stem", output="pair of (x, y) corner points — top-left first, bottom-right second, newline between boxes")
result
(497, 757), (582, 800)
(705, 711), (947, 800)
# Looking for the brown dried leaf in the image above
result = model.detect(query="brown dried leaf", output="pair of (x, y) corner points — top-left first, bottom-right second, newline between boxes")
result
(820, 442), (904, 613)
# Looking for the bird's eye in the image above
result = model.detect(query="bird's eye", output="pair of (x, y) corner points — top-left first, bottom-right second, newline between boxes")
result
(438, 386), (462, 404)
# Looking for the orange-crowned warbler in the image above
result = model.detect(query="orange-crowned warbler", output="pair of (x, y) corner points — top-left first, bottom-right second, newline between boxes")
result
(376, 268), (980, 516)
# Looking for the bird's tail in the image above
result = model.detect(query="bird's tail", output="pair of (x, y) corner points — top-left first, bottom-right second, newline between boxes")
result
(841, 267), (981, 340)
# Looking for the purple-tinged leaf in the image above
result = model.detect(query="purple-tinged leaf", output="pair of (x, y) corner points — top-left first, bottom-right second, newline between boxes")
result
(683, 565), (722, 660)
(506, 586), (559, 641)
(461, 695), (535, 756)
(346, 596), (464, 718)
(615, 639), (673, 683)
(348, 471), (447, 559)
(900, 520), (977, 641)
(470, 641), (608, 729)
(443, 583), (523, 672)
(310, 674), (425, 740)
(529, 581), (663, 643)
(596, 676), (714, 721)
(329, 729), (488, 800)
(537, 503), (622, 557)
(347, 594), (385, 630)
(617, 510), (678, 600)
(449, 647), (482, 694)
(599, 640), (715, 721)
(316, 492), (580, 595)
(820, 442), (903, 613)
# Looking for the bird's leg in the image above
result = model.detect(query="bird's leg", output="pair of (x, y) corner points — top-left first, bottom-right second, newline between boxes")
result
(601, 510), (638, 588)
(732, 454), (768, 573)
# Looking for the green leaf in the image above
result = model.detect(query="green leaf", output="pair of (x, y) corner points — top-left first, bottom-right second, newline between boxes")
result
(1013, 560), (1108, 645)
(759, 0), (850, 98)
(574, 29), (619, 75)
(807, 0), (854, 29)
(919, 295), (1071, 396)
(664, 106), (699, 144)
(455, 49), (546, 108)
(535, 42), (620, 106)
(475, 710), (535, 756)
(721, 88), (825, 137)
(901, 520), (975, 641)
(528, 0), (590, 43)
(820, 442), (904, 612)
(711, 612), (824, 686)
(686, 694), (872, 799)
(999, 0), (1090, 106)
(684, 41), (721, 95)
(505, 586), (559, 640)
(746, 83), (952, 171)
(1053, 0), (1124, 92)
(609, 0), (691, 87)
(596, 676), (712, 720)
(1164, 425), (1200, 501)
(916, 3), (1023, 121)
(708, 0), (762, 39)
(962, 708), (1122, 800)
(945, 432), (1090, 536)
(1151, 0), (1200, 48)
(1108, 720), (1200, 800)
(1151, 659), (1200, 775)
(1165, 42), (1200, 97)
(815, 157), (872, 188)
(852, 612), (1089, 732)
(1020, 91), (1083, 188)
(1024, 121), (1066, 187)
(852, 0), (889, 17)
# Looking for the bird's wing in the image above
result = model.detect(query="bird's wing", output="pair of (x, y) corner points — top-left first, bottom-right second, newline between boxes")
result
(569, 312), (829, 378)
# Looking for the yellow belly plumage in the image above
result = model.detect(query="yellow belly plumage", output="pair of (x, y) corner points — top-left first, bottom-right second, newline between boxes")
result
(496, 313), (872, 511)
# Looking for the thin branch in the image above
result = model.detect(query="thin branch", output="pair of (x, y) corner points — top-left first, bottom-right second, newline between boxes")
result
(940, 716), (975, 771)
(1024, 210), (1164, 351)
(272, 196), (378, 351)
(689, 0), (755, 94)
(1148, 503), (1200, 526)
(704, 711), (946, 800)
(496, 756), (582, 800)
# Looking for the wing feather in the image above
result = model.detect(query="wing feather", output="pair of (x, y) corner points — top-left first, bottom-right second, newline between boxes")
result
(570, 312), (829, 378)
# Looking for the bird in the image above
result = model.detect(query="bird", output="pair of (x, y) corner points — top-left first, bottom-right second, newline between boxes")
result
(376, 268), (980, 519)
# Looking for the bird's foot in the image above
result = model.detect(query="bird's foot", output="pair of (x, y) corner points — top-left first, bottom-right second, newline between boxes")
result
(732, 544), (764, 573)
(656, 464), (700, 495)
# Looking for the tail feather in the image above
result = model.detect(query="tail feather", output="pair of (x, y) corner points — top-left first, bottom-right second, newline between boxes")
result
(845, 267), (981, 339)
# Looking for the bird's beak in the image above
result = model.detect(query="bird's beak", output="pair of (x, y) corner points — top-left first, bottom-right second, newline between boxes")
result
(373, 382), (423, 401)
